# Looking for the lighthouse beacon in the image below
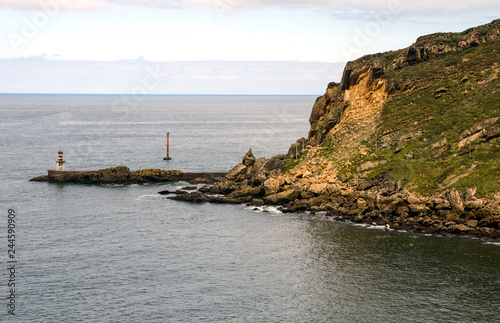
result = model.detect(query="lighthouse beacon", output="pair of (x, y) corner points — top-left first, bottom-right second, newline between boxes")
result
(56, 150), (66, 171)
(163, 131), (172, 160)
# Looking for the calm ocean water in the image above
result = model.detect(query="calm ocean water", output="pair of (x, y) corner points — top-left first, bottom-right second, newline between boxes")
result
(0, 94), (499, 322)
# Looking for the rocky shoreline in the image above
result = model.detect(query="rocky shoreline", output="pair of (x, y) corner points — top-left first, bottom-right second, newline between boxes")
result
(168, 149), (500, 239)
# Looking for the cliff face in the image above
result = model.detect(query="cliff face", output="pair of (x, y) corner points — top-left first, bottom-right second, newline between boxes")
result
(308, 63), (387, 152)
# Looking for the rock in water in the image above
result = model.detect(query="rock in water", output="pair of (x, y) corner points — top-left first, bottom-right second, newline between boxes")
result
(242, 148), (256, 167)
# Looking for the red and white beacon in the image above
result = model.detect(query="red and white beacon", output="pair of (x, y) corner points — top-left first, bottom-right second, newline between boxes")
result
(163, 131), (172, 160)
(56, 150), (66, 171)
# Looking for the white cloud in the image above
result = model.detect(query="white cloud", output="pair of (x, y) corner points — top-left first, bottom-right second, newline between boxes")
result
(1, 0), (499, 11)
(125, 0), (500, 11)
(0, 0), (106, 11)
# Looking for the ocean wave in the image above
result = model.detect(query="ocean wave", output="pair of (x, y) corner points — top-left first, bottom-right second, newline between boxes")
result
(247, 205), (283, 214)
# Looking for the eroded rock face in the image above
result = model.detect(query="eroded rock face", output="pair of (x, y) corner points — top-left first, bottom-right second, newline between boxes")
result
(306, 64), (388, 149)
(226, 164), (247, 181)
(287, 138), (308, 159)
(392, 43), (455, 70)
(242, 148), (256, 167)
(392, 20), (500, 70)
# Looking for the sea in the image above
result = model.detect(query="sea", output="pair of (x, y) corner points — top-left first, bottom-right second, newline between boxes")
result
(0, 94), (499, 322)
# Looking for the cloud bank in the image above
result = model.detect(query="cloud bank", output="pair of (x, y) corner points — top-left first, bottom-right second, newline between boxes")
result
(0, 58), (346, 94)
(1, 0), (499, 11)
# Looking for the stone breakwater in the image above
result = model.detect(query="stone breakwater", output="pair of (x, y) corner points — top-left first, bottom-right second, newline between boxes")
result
(169, 150), (500, 239)
(30, 166), (226, 184)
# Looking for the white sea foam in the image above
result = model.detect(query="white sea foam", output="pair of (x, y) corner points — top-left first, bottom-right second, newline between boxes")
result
(137, 194), (161, 200)
(247, 205), (283, 214)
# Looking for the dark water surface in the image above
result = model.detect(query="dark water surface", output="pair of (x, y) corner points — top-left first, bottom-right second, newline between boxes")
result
(0, 95), (499, 322)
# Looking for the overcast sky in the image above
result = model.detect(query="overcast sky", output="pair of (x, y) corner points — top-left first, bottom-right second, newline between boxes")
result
(0, 0), (499, 94)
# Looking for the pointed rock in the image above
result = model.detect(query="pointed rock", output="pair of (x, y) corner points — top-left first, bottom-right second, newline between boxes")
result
(242, 148), (256, 167)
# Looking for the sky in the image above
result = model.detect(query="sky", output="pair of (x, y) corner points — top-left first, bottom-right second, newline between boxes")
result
(0, 0), (499, 94)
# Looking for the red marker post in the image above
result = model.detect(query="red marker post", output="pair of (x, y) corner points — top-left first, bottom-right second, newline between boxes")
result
(163, 131), (171, 160)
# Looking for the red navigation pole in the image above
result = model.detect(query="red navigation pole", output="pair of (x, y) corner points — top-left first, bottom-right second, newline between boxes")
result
(56, 150), (66, 171)
(163, 131), (172, 160)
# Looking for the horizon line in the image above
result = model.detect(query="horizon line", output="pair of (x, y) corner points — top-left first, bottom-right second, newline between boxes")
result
(0, 93), (321, 96)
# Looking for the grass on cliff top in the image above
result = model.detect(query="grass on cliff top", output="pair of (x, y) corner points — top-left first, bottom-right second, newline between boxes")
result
(372, 38), (500, 196)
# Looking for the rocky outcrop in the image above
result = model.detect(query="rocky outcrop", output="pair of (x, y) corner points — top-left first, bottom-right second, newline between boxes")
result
(392, 42), (455, 70)
(306, 62), (387, 151)
(392, 20), (500, 70)
(287, 138), (308, 159)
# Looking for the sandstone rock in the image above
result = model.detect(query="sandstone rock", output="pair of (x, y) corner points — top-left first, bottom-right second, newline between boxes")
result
(263, 155), (285, 173)
(246, 157), (267, 182)
(480, 227), (493, 235)
(407, 195), (422, 204)
(198, 185), (212, 193)
(447, 189), (465, 213)
(242, 148), (256, 167)
(338, 173), (351, 183)
(295, 167), (312, 179)
(383, 199), (403, 213)
(308, 183), (330, 196)
(459, 117), (499, 140)
(226, 163), (247, 181)
(408, 203), (431, 214)
(428, 196), (444, 206)
(392, 42), (454, 70)
(435, 87), (447, 95)
(211, 180), (238, 194)
(169, 191), (209, 203)
(465, 199), (484, 210)
(435, 200), (451, 210)
(357, 180), (375, 191)
(263, 190), (300, 205)
(432, 137), (448, 148)
(466, 220), (478, 228)
(210, 195), (253, 204)
(357, 161), (380, 172)
(252, 199), (265, 206)
(357, 198), (367, 208)
(300, 191), (315, 199)
(227, 185), (264, 199)
(450, 224), (472, 233)
(263, 177), (285, 195)
(341, 189), (355, 196)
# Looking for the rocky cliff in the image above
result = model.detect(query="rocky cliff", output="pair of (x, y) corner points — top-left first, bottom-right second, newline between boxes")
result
(171, 20), (500, 238)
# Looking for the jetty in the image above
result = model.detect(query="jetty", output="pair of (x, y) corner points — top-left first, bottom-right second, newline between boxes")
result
(30, 167), (226, 185)
(29, 151), (226, 184)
